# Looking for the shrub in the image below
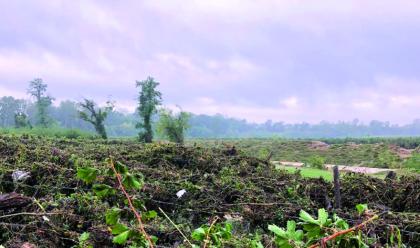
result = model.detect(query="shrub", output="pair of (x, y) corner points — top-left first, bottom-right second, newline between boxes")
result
(306, 155), (325, 169)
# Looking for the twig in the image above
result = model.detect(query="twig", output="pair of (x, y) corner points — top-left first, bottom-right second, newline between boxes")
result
(0, 212), (60, 219)
(158, 207), (193, 247)
(108, 158), (154, 248)
(308, 215), (379, 248)
(203, 216), (219, 248)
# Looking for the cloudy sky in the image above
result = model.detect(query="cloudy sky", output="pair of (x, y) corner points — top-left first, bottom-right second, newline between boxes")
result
(0, 0), (419, 124)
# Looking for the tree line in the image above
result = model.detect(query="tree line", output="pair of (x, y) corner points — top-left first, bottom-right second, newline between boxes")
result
(1, 78), (420, 140)
(0, 77), (189, 143)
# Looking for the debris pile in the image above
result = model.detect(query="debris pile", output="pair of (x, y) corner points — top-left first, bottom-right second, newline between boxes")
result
(0, 135), (418, 247)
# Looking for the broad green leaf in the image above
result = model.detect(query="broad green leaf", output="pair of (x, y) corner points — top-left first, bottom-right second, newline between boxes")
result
(114, 161), (128, 174)
(111, 223), (129, 235)
(294, 230), (304, 241)
(191, 227), (206, 241)
(318, 208), (328, 226)
(268, 224), (287, 238)
(122, 174), (143, 190)
(76, 167), (98, 184)
(79, 232), (90, 242)
(286, 220), (296, 233)
(143, 210), (158, 220)
(92, 184), (115, 198)
(356, 204), (368, 215)
(113, 230), (131, 245)
(299, 210), (318, 225)
(106, 207), (121, 225)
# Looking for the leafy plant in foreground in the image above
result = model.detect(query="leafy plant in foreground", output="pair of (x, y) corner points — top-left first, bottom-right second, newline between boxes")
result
(76, 160), (156, 247)
(191, 219), (233, 248)
(268, 207), (379, 248)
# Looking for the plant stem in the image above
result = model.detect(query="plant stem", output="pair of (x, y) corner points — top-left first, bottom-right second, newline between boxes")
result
(158, 207), (193, 247)
(109, 158), (154, 248)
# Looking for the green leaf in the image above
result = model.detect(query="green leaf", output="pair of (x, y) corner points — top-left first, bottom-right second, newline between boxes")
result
(294, 230), (304, 241)
(106, 207), (121, 225)
(79, 232), (90, 242)
(191, 227), (206, 241)
(122, 174), (143, 190)
(268, 224), (287, 238)
(113, 230), (131, 245)
(286, 220), (296, 233)
(318, 208), (328, 226)
(76, 167), (98, 184)
(111, 223), (129, 235)
(299, 210), (319, 225)
(143, 210), (158, 220)
(356, 204), (368, 215)
(114, 161), (128, 175)
(92, 184), (115, 198)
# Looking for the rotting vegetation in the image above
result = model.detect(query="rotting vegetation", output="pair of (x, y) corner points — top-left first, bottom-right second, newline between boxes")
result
(0, 135), (419, 247)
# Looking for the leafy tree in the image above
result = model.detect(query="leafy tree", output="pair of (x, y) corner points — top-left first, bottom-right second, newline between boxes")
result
(27, 78), (54, 127)
(14, 112), (31, 128)
(0, 96), (27, 127)
(157, 108), (190, 144)
(135, 77), (162, 143)
(78, 99), (113, 139)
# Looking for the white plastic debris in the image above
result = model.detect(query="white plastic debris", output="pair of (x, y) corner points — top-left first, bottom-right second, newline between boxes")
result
(12, 170), (30, 183)
(42, 216), (50, 222)
(176, 189), (186, 198)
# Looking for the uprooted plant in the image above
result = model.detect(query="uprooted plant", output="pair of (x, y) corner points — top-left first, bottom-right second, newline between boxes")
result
(76, 158), (156, 247)
(268, 205), (387, 248)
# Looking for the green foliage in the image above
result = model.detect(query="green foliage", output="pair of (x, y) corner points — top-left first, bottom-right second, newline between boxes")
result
(14, 112), (31, 128)
(268, 208), (377, 248)
(80, 160), (154, 247)
(374, 150), (400, 168)
(78, 99), (113, 139)
(156, 108), (190, 144)
(268, 221), (304, 247)
(105, 207), (122, 225)
(306, 155), (325, 169)
(92, 184), (115, 198)
(403, 152), (420, 170)
(0, 126), (95, 139)
(136, 77), (162, 143)
(191, 221), (233, 247)
(28, 78), (54, 127)
(356, 204), (368, 215)
(76, 167), (99, 184)
(77, 232), (92, 248)
(122, 173), (143, 190)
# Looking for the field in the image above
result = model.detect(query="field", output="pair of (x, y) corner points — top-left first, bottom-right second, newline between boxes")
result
(0, 135), (419, 247)
(190, 138), (419, 169)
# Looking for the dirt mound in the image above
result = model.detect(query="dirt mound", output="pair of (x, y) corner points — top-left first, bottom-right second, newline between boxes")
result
(389, 144), (413, 159)
(308, 140), (330, 150)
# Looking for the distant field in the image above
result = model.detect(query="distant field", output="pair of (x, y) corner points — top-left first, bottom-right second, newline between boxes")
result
(189, 138), (419, 168)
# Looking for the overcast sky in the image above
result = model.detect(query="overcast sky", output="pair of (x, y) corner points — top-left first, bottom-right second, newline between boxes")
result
(0, 0), (419, 124)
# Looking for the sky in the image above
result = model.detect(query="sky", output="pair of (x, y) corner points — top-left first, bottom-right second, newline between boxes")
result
(0, 0), (419, 124)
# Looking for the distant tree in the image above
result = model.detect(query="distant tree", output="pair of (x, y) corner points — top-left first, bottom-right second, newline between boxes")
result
(136, 77), (162, 143)
(0, 96), (27, 127)
(78, 99), (113, 139)
(14, 112), (31, 128)
(157, 108), (190, 144)
(27, 78), (54, 127)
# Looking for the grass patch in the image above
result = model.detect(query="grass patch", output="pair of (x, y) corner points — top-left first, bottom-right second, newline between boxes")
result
(277, 165), (333, 181)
